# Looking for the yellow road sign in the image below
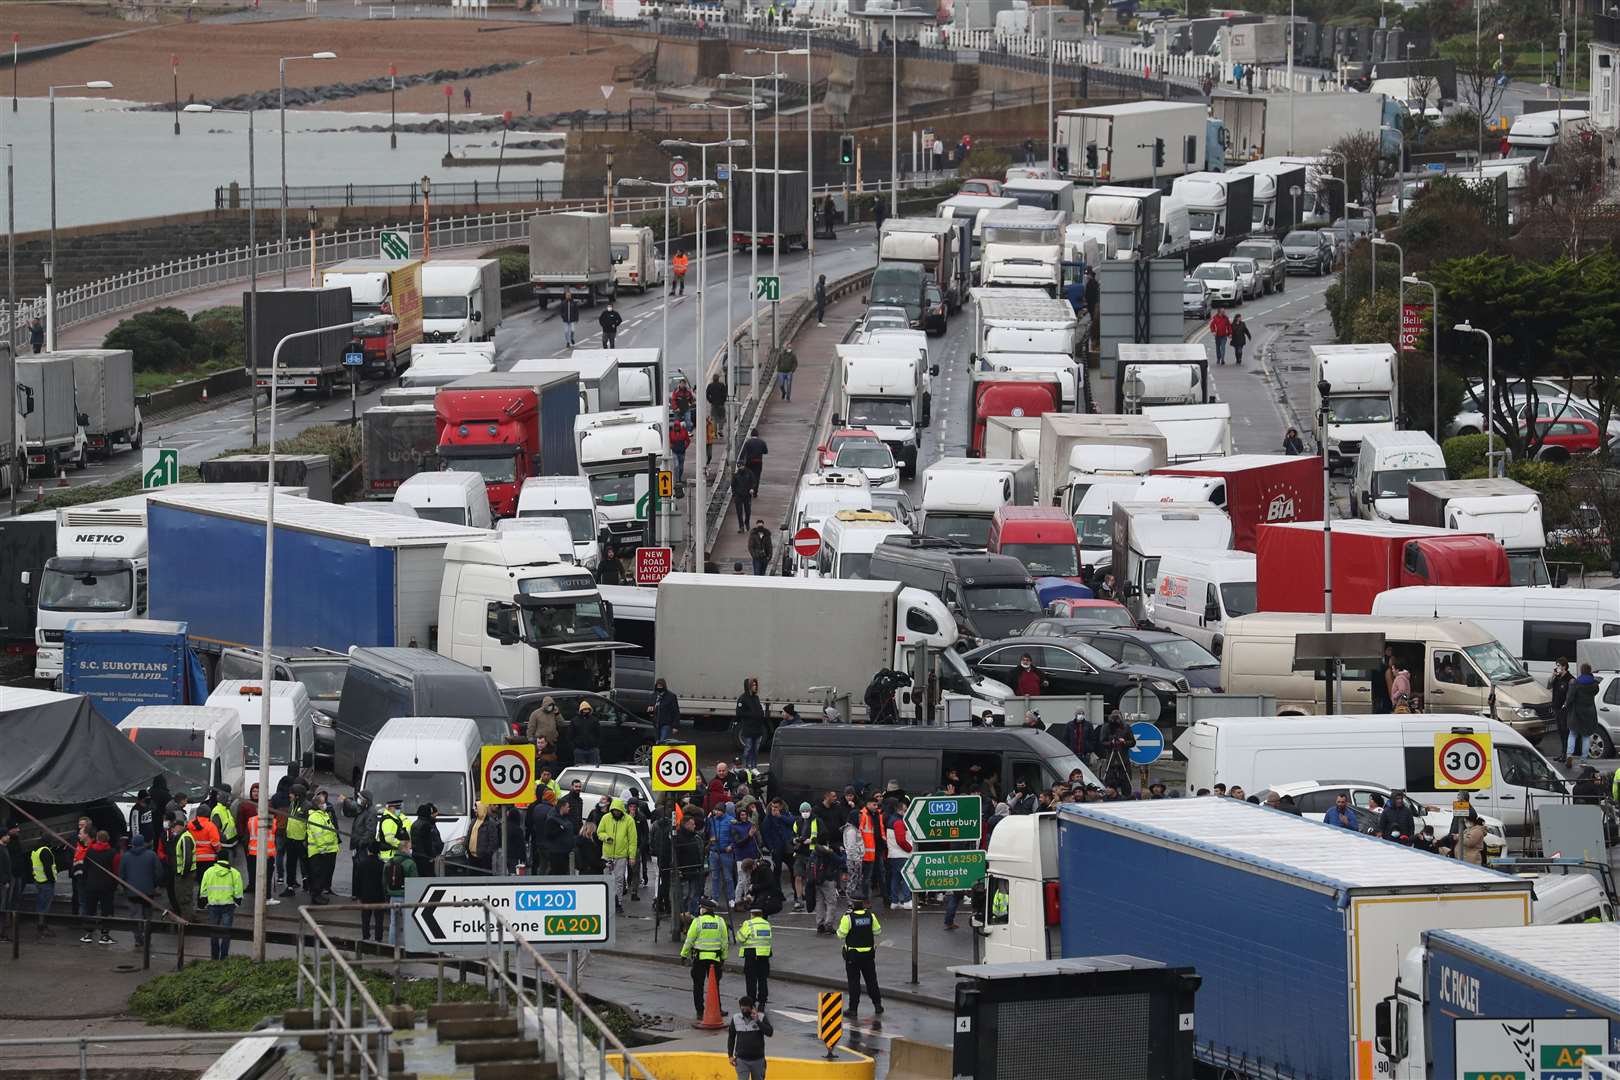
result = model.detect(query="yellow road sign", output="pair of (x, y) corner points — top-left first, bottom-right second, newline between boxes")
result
(658, 470), (673, 498)
(818, 991), (843, 1053)
(480, 744), (536, 805)
(1434, 731), (1493, 791)
(651, 744), (699, 791)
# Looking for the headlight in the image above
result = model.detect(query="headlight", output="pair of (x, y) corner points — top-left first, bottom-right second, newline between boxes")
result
(1515, 706), (1538, 719)
(1150, 679), (1179, 693)
(448, 839), (467, 858)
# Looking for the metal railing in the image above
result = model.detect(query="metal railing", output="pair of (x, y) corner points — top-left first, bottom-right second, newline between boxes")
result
(215, 178), (568, 210)
(296, 906), (397, 1080)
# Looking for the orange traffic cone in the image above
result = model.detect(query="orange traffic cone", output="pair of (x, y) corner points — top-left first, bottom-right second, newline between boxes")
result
(57, 469), (68, 488)
(693, 966), (726, 1030)
(201, 386), (209, 403)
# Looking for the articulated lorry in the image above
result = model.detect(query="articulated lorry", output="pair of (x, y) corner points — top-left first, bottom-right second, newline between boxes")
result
(320, 260), (424, 380)
(1408, 477), (1549, 588)
(60, 350), (141, 459)
(421, 259), (502, 343)
(1080, 186), (1162, 259)
(17, 356), (86, 476)
(1171, 171), (1255, 245)
(1211, 93), (1404, 163)
(435, 370), (582, 519)
(877, 218), (968, 309)
(362, 402), (438, 499)
(1153, 454), (1323, 551)
(978, 210), (1066, 295)
(731, 168), (810, 252)
(530, 211), (615, 307)
(1058, 101), (1205, 187)
(243, 286), (355, 394)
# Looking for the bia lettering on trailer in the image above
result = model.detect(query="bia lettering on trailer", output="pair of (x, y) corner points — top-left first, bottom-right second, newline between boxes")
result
(1265, 492), (1296, 522)
(1439, 964), (1481, 1014)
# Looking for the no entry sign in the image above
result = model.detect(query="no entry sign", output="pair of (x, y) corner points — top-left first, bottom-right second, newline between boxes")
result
(792, 526), (822, 558)
(1433, 732), (1493, 790)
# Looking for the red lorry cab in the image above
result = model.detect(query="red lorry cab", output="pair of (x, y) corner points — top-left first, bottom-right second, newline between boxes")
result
(971, 372), (1061, 457)
(434, 388), (539, 518)
(1255, 520), (1510, 615)
(989, 506), (1083, 580)
(1153, 453), (1323, 552)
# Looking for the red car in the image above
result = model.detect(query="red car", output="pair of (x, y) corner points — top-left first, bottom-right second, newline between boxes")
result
(1043, 598), (1138, 628)
(817, 427), (882, 469)
(1524, 417), (1602, 461)
(957, 178), (1004, 197)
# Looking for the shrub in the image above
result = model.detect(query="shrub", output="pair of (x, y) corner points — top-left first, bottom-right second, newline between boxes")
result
(493, 247), (529, 288)
(192, 306), (244, 365)
(103, 305), (242, 373)
(236, 422), (363, 481)
(1442, 433), (1488, 477)
(1506, 459), (1573, 528)
(961, 147), (1011, 179)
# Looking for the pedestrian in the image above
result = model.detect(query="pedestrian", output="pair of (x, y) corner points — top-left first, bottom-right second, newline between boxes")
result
(674, 811), (707, 922)
(200, 855), (244, 959)
(1084, 269), (1100, 351)
(814, 274), (828, 328)
(737, 677), (767, 766)
(527, 695), (562, 744)
(1391, 657), (1413, 710)
(747, 521), (773, 576)
(0, 827), (13, 940)
(127, 790), (154, 850)
(29, 317), (45, 354)
(387, 836), (417, 945)
(281, 783), (308, 897)
(81, 830), (117, 945)
(243, 799), (276, 894)
(572, 700), (602, 765)
(706, 375), (728, 437)
(1569, 662), (1600, 762)
(650, 678), (682, 743)
(1323, 793), (1359, 831)
(670, 419), (691, 488)
(1550, 657), (1574, 760)
(708, 802), (738, 900)
(1230, 314), (1250, 366)
(410, 803), (443, 876)
(736, 904), (774, 1007)
(874, 199), (888, 231)
(727, 995), (773, 1080)
(1210, 308), (1231, 364)
(776, 347), (797, 401)
(526, 89), (533, 114)
(1377, 789), (1418, 842)
(560, 288), (581, 349)
(681, 896), (730, 1021)
(1245, 66), (1255, 93)
(672, 250), (689, 296)
(823, 195), (839, 239)
(1014, 652), (1044, 696)
(1456, 812), (1489, 864)
(739, 428), (767, 489)
(354, 842), (388, 942)
(837, 896), (884, 1018)
(884, 798), (912, 909)
(304, 791), (341, 904)
(1022, 137), (1035, 165)
(599, 798), (639, 911)
(166, 814), (197, 920)
(1371, 644), (1395, 714)
(598, 301), (622, 348)
(731, 457), (756, 533)
(811, 816), (842, 934)
(543, 799), (578, 874)
(1283, 427), (1305, 455)
(671, 378), (697, 430)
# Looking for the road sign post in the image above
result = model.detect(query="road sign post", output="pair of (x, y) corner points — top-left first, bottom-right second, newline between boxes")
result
(791, 526), (822, 560)
(818, 991), (843, 1059)
(141, 447), (179, 489)
(403, 876), (614, 953)
(379, 229), (410, 260)
(903, 795), (983, 843)
(651, 743), (698, 791)
(755, 275), (781, 302)
(1434, 732), (1493, 790)
(635, 546), (673, 586)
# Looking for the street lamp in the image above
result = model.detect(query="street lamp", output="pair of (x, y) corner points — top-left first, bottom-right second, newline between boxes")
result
(307, 206), (318, 287)
(1317, 377), (1339, 712)
(421, 175), (432, 261)
(1455, 321), (1498, 476)
(721, 73), (782, 389)
(47, 79), (114, 351)
(389, 64), (398, 151)
(280, 51), (337, 287)
(743, 48), (806, 358)
(1372, 237), (1404, 425)
(4, 143), (14, 518)
(1402, 275), (1440, 440)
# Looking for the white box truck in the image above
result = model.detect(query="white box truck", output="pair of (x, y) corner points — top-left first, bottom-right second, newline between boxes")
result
(17, 356), (86, 476)
(1080, 186), (1163, 259)
(64, 350), (141, 460)
(1310, 343), (1396, 467)
(1058, 101), (1205, 186)
(1111, 500), (1233, 623)
(1036, 413), (1169, 512)
(878, 218), (967, 309)
(836, 343), (937, 477)
(574, 407), (667, 550)
(421, 259), (503, 343)
(979, 209), (1066, 295)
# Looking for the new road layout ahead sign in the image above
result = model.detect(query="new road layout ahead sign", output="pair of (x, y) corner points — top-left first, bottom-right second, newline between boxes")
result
(903, 795), (982, 843)
(403, 877), (615, 954)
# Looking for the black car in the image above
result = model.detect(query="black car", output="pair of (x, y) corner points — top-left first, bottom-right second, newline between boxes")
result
(922, 282), (948, 337)
(1025, 627), (1223, 691)
(962, 636), (1188, 719)
(499, 687), (657, 766)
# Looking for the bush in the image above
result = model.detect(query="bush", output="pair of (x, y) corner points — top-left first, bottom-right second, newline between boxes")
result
(493, 247), (529, 288)
(37, 466), (204, 510)
(1506, 459), (1573, 528)
(103, 305), (242, 374)
(961, 147), (1011, 179)
(1442, 433), (1489, 477)
(192, 306), (244, 365)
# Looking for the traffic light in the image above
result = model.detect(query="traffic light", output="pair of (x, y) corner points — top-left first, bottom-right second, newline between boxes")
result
(839, 135), (854, 166)
(1055, 146), (1069, 174)
(1085, 142), (1098, 171)
(1153, 137), (1166, 169)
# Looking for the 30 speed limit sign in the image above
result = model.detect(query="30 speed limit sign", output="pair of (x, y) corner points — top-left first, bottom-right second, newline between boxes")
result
(1433, 732), (1493, 790)
(481, 744), (536, 805)
(651, 744), (698, 792)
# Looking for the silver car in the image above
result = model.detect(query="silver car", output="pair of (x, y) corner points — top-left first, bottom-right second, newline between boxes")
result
(1218, 256), (1263, 300)
(1182, 276), (1211, 319)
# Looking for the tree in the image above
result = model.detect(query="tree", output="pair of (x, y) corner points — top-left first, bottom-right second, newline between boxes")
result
(1448, 41), (1513, 153)
(1328, 130), (1390, 219)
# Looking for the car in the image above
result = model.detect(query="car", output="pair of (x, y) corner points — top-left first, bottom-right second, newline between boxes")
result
(555, 764), (658, 808)
(869, 488), (919, 533)
(958, 178), (1004, 197)
(1447, 385), (1620, 442)
(1282, 228), (1333, 276)
(1217, 256), (1263, 300)
(922, 281), (948, 337)
(834, 440), (901, 489)
(1191, 261), (1240, 304)
(1317, 227), (1346, 262)
(1035, 627), (1223, 690)
(817, 427), (883, 469)
(1522, 417), (1603, 461)
(1182, 276), (1211, 319)
(1392, 179), (1429, 215)
(1254, 779), (1508, 855)
(1025, 601), (1137, 629)
(961, 636), (1188, 716)
(498, 687), (657, 765)
(1230, 238), (1286, 294)
(1330, 215), (1374, 242)
(859, 304), (912, 335)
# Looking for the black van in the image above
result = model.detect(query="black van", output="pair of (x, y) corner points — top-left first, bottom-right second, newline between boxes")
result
(334, 648), (509, 786)
(768, 725), (1088, 810)
(867, 537), (1041, 645)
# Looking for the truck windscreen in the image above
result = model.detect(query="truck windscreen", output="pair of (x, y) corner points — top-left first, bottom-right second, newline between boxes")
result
(1328, 395), (1393, 423)
(984, 225), (1060, 244)
(588, 470), (641, 507)
(1189, 211), (1217, 232)
(846, 397), (912, 429)
(1372, 467), (1447, 499)
(522, 597), (611, 644)
(37, 560), (132, 612)
(964, 585), (1042, 615)
(438, 453), (517, 484)
(519, 509), (597, 541)
(422, 296), (468, 319)
(923, 514), (992, 547)
(1003, 543), (1079, 577)
(130, 731), (213, 794)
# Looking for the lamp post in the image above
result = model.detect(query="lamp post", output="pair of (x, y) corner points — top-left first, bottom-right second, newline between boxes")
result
(1047, 35), (1056, 174)
(1402, 275), (1440, 440)
(804, 32), (816, 291)
(4, 143), (14, 518)
(171, 56), (180, 136)
(744, 48), (806, 358)
(443, 85), (453, 160)
(48, 79), (114, 351)
(721, 73), (781, 392)
(497, 111), (513, 184)
(421, 176), (432, 261)
(389, 65), (398, 151)
(280, 52), (336, 287)
(890, 12), (899, 216)
(1372, 237), (1404, 425)
(307, 206), (318, 287)
(1455, 321), (1497, 476)
(1317, 377), (1339, 712)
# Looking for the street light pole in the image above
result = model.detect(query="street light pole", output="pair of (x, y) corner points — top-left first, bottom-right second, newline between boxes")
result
(1317, 378), (1339, 712)
(421, 176), (432, 261)
(4, 143), (13, 518)
(805, 32), (815, 292)
(891, 12), (899, 217)
(280, 52), (337, 287)
(721, 74), (781, 394)
(745, 48), (806, 357)
(389, 65), (398, 151)
(1047, 35), (1055, 173)
(172, 56), (180, 136)
(1403, 275), (1440, 440)
(1373, 237), (1404, 425)
(47, 80), (113, 352)
(1456, 321), (1497, 476)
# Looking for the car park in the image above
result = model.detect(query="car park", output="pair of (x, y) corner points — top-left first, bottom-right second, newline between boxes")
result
(1191, 261), (1240, 304)
(1229, 238), (1286, 294)
(1182, 277), (1211, 319)
(1217, 256), (1263, 300)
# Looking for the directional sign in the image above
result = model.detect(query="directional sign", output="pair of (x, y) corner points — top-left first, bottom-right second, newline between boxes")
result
(791, 526), (822, 558)
(142, 447), (179, 489)
(651, 743), (698, 791)
(657, 469), (674, 498)
(635, 546), (673, 586)
(755, 275), (781, 302)
(902, 850), (986, 893)
(343, 351), (365, 367)
(1434, 731), (1493, 790)
(480, 744), (535, 805)
(818, 992), (844, 1054)
(379, 229), (411, 260)
(403, 876), (615, 954)
(716, 164), (731, 182)
(1129, 721), (1164, 766)
(903, 794), (982, 843)
(600, 85), (615, 101)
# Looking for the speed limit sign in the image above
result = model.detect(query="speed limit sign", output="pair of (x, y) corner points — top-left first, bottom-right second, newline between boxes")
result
(651, 743), (698, 792)
(1433, 732), (1493, 790)
(481, 744), (536, 805)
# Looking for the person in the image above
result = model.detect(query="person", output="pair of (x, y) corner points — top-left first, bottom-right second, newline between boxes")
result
(1229, 313), (1251, 366)
(1245, 65), (1255, 93)
(386, 837), (417, 945)
(526, 88), (533, 113)
(1064, 274), (1085, 317)
(375, 796), (407, 863)
(559, 287), (581, 349)
(463, 86), (471, 108)
(528, 696), (562, 744)
(732, 466), (756, 534)
(1084, 269), (1100, 351)
(543, 799), (578, 874)
(650, 678), (681, 743)
(1456, 812), (1489, 864)
(599, 799), (639, 911)
(1391, 657), (1413, 711)
(810, 814), (842, 934)
(1377, 789), (1418, 842)
(115, 829), (156, 945)
(200, 855), (244, 959)
(598, 302), (622, 348)
(822, 195), (838, 239)
(1022, 137), (1035, 165)
(572, 700), (602, 765)
(884, 799), (912, 909)
(1283, 427), (1305, 455)
(671, 379), (697, 430)
(1210, 308), (1231, 364)
(681, 896), (730, 1021)
(81, 830), (117, 945)
(30, 317), (45, 354)
(0, 828), (14, 941)
(1550, 658), (1574, 761)
(127, 790), (154, 850)
(874, 199), (888, 231)
(776, 347), (797, 401)
(727, 995), (773, 1080)
(1014, 653), (1043, 696)
(815, 274), (828, 326)
(1369, 644), (1395, 714)
(410, 803), (443, 876)
(281, 784), (308, 898)
(1572, 764), (1606, 805)
(739, 428), (768, 489)
(706, 375), (728, 437)
(736, 905), (774, 1007)
(1569, 662), (1600, 762)
(244, 800), (277, 894)
(674, 812), (707, 922)
(837, 896), (884, 1018)
(1324, 793), (1359, 831)
(672, 250), (690, 295)
(737, 678), (768, 767)
(747, 521), (773, 577)
(304, 791), (341, 904)
(670, 419), (691, 488)
(354, 842), (388, 942)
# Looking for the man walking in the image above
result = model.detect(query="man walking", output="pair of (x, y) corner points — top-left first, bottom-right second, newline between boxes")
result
(776, 347), (797, 401)
(670, 419), (691, 488)
(572, 701), (603, 765)
(200, 856), (244, 959)
(739, 428), (767, 489)
(598, 301), (622, 348)
(727, 996), (773, 1080)
(681, 896), (731, 1021)
(731, 464), (755, 534)
(649, 678), (681, 743)
(836, 896), (884, 1018)
(815, 274), (827, 326)
(599, 798), (638, 912)
(560, 288), (581, 349)
(1083, 269), (1100, 352)
(706, 375), (728, 437)
(748, 520), (774, 576)
(736, 905), (774, 1007)
(1209, 308), (1231, 365)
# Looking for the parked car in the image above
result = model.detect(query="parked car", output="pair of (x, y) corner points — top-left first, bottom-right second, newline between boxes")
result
(1191, 261), (1241, 305)
(1447, 386), (1620, 442)
(1283, 228), (1333, 276)
(554, 764), (706, 809)
(1040, 627), (1223, 690)
(1024, 601), (1137, 630)
(923, 281), (948, 336)
(1182, 277), (1211, 319)
(1254, 779), (1507, 855)
(961, 636), (1187, 716)
(859, 305), (911, 335)
(1218, 256), (1263, 300)
(818, 427), (884, 470)
(1522, 417), (1603, 461)
(1331, 215), (1374, 242)
(1230, 238), (1286, 294)
(499, 687), (657, 765)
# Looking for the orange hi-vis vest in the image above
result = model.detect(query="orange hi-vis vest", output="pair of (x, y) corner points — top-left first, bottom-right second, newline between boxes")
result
(189, 816), (221, 864)
(245, 815), (278, 858)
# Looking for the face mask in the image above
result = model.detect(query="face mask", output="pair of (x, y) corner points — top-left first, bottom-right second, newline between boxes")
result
(801, 810), (811, 819)
(1020, 661), (1031, 669)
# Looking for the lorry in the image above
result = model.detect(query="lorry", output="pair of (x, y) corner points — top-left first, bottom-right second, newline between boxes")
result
(1080, 186), (1162, 259)
(1310, 343), (1396, 467)
(362, 403), (438, 499)
(0, 509), (56, 651)
(978, 209), (1067, 295)
(610, 224), (663, 294)
(982, 416), (1043, 463)
(529, 211), (615, 307)
(1140, 403), (1233, 462)
(400, 342), (495, 388)
(320, 260), (424, 380)
(937, 194), (1019, 273)
(61, 618), (209, 724)
(512, 355), (621, 415)
(1036, 412), (1170, 513)
(514, 475), (601, 570)
(1255, 519), (1511, 614)
(979, 802), (1535, 1080)
(919, 457), (1038, 545)
(877, 218), (967, 309)
(575, 347), (664, 409)
(1002, 178), (1080, 220)
(1057, 101), (1205, 187)
(1117, 343), (1210, 414)
(1408, 477), (1549, 588)
(61, 350), (141, 459)
(970, 371), (1062, 458)
(1111, 500), (1233, 622)
(1218, 19), (1288, 65)
(199, 454), (333, 502)
(32, 496), (152, 682)
(435, 370), (582, 519)
(1231, 158), (1308, 233)
(970, 288), (1079, 364)
(574, 407), (668, 551)
(837, 343), (937, 477)
(243, 286), (355, 394)
(980, 353), (1082, 412)
(731, 168), (810, 252)
(17, 356), (86, 475)
(651, 574), (957, 720)
(1153, 454), (1323, 551)
(1210, 93), (1402, 164)
(421, 258), (502, 343)
(1171, 171), (1255, 245)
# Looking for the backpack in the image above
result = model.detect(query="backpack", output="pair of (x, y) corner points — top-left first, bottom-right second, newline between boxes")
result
(386, 858), (407, 892)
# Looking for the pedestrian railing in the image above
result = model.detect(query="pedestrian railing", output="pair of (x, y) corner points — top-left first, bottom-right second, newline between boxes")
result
(1586, 1054), (1620, 1080)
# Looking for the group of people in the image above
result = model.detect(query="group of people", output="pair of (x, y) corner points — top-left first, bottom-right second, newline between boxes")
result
(1207, 309), (1252, 366)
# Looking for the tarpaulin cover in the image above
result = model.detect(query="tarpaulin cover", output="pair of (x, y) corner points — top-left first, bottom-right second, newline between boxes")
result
(0, 695), (167, 804)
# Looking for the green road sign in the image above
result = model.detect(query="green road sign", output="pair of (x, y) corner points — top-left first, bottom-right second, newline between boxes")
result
(903, 795), (982, 843)
(379, 230), (411, 260)
(902, 850), (986, 893)
(142, 447), (179, 489)
(755, 275), (781, 302)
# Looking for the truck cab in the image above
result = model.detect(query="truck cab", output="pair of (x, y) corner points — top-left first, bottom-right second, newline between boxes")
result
(393, 471), (494, 529)
(1063, 444), (1158, 516)
(435, 387), (538, 519)
(1079, 186), (1161, 259)
(981, 812), (1060, 965)
(979, 210), (1066, 295)
(919, 466), (1014, 548)
(1310, 343), (1396, 467)
(33, 500), (149, 682)
(322, 259), (423, 379)
(970, 372), (1062, 457)
(989, 506), (1083, 582)
(421, 259), (501, 344)
(574, 407), (667, 551)
(1111, 500), (1234, 625)
(837, 345), (936, 477)
(516, 475), (602, 571)
(1170, 171), (1255, 243)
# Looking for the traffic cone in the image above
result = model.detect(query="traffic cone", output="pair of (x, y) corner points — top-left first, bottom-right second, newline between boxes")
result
(57, 469), (68, 488)
(693, 966), (726, 1030)
(201, 386), (209, 403)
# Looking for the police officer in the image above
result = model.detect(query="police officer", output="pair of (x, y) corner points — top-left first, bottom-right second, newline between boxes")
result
(304, 791), (341, 905)
(376, 796), (407, 862)
(199, 857), (245, 960)
(210, 785), (239, 866)
(736, 904), (774, 1007)
(29, 841), (59, 939)
(281, 783), (309, 897)
(836, 896), (884, 1018)
(170, 814), (199, 918)
(680, 896), (730, 1021)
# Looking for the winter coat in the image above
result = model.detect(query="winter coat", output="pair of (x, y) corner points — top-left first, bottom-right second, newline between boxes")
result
(120, 836), (162, 898)
(841, 823), (864, 874)
(1377, 800), (1418, 840)
(747, 528), (774, 563)
(674, 827), (707, 880)
(884, 814), (912, 860)
(730, 818), (761, 863)
(760, 810), (792, 858)
(1457, 823), (1489, 865)
(708, 804), (736, 855)
(1015, 666), (1043, 696)
(542, 812), (579, 857)
(653, 688), (682, 734)
(597, 801), (639, 861)
(1550, 669), (1574, 720)
(1209, 311), (1231, 338)
(83, 841), (118, 897)
(736, 691), (768, 738)
(702, 777), (732, 815)
(571, 708), (601, 751)
(354, 850), (388, 904)
(1570, 674), (1600, 736)
(1230, 319), (1251, 347)
(411, 812), (444, 864)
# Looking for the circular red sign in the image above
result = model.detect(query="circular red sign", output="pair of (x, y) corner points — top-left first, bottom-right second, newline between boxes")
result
(1436, 735), (1489, 788)
(792, 527), (822, 557)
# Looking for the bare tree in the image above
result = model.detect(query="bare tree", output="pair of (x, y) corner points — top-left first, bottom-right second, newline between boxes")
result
(1456, 44), (1513, 153)
(1329, 130), (1391, 216)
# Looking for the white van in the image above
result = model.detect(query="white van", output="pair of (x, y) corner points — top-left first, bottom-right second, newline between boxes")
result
(1072, 479), (1144, 568)
(496, 516), (579, 563)
(515, 475), (601, 569)
(394, 471), (494, 529)
(1353, 429), (1447, 523)
(1174, 712), (1570, 834)
(1219, 612), (1554, 737)
(360, 716), (483, 859)
(1157, 194), (1191, 259)
(117, 704), (244, 807)
(1151, 550), (1257, 655)
(814, 510), (912, 580)
(204, 680), (320, 796)
(790, 471), (873, 569)
(1373, 586), (1620, 684)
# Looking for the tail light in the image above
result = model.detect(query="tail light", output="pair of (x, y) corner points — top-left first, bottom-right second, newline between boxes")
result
(1042, 880), (1061, 926)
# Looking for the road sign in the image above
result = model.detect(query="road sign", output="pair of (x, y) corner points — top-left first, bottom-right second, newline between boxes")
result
(903, 794), (982, 843)
(403, 876), (615, 954)
(343, 351), (365, 367)
(651, 743), (698, 791)
(657, 469), (674, 498)
(379, 229), (410, 260)
(141, 447), (179, 489)
(791, 526), (821, 558)
(1119, 686), (1162, 722)
(1129, 721), (1164, 766)
(755, 275), (781, 302)
(669, 158), (689, 182)
(480, 744), (535, 805)
(1425, 162), (1446, 172)
(818, 992), (844, 1056)
(902, 850), (986, 893)
(716, 164), (731, 182)
(600, 85), (614, 100)
(1434, 732), (1493, 790)
(635, 546), (673, 586)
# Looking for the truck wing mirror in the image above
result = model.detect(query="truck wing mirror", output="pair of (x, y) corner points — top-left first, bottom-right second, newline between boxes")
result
(16, 385), (33, 417)
(930, 364), (940, 377)
(1361, 491), (1374, 506)
(472, 310), (483, 322)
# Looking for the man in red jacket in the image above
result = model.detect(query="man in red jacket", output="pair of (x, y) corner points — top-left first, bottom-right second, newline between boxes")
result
(702, 763), (733, 814)
(884, 800), (913, 909)
(1014, 653), (1044, 697)
(1210, 309), (1232, 365)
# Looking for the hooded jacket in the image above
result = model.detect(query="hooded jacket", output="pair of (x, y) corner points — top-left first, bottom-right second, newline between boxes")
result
(121, 834), (162, 897)
(708, 803), (737, 855)
(1570, 673), (1600, 735)
(598, 799), (639, 860)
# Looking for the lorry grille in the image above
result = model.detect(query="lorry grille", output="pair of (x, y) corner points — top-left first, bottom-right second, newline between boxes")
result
(39, 629), (63, 644)
(1337, 440), (1361, 457)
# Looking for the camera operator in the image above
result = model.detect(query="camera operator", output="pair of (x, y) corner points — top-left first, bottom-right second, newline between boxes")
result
(862, 669), (910, 725)
(1098, 709), (1136, 796)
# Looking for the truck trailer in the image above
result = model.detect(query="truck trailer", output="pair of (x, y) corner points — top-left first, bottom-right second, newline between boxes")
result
(61, 350), (141, 459)
(61, 618), (208, 724)
(730, 168), (810, 252)
(1058, 101), (1205, 187)
(17, 356), (86, 475)
(530, 211), (615, 307)
(320, 260), (424, 380)
(362, 403), (439, 499)
(1153, 454), (1323, 551)
(243, 286), (355, 395)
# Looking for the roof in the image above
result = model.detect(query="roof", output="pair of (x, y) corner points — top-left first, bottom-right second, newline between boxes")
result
(951, 956), (1171, 981)
(351, 647), (489, 679)
(116, 705), (240, 733)
(373, 715), (484, 742)
(1059, 799), (1527, 894)
(1159, 454), (1294, 476)
(149, 492), (492, 548)
(1426, 925), (1620, 1013)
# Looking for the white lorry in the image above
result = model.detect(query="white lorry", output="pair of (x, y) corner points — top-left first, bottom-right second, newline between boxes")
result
(1118, 343), (1209, 413)
(982, 416), (1043, 463)
(1141, 403), (1233, 461)
(1080, 186), (1162, 259)
(64, 350), (142, 460)
(1170, 171), (1256, 243)
(1309, 343), (1396, 468)
(1003, 178), (1080, 221)
(970, 288), (1078, 364)
(513, 355), (621, 415)
(530, 211), (615, 307)
(515, 475), (602, 571)
(32, 497), (151, 682)
(836, 344), (937, 478)
(1057, 100), (1205, 186)
(978, 209), (1066, 295)
(567, 347), (663, 410)
(574, 407), (667, 550)
(401, 343), (496, 388)
(1407, 477), (1549, 588)
(1072, 478), (1144, 567)
(610, 225), (664, 294)
(421, 259), (502, 343)
(1110, 500), (1233, 623)
(877, 218), (967, 309)
(918, 457), (1036, 548)
(1035, 412), (1169, 512)
(936, 194), (1019, 275)
(17, 356), (87, 476)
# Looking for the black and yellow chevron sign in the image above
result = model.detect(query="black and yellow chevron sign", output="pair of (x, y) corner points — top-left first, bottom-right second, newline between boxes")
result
(817, 991), (844, 1052)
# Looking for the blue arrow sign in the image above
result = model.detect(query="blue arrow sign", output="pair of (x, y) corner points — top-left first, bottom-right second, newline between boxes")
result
(1129, 721), (1164, 766)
